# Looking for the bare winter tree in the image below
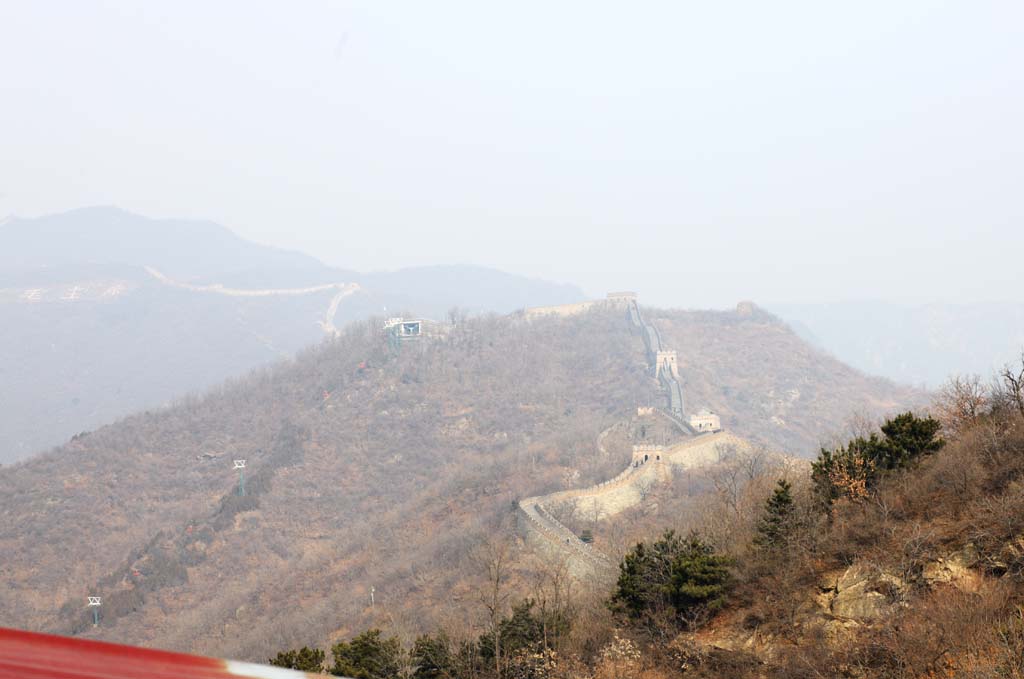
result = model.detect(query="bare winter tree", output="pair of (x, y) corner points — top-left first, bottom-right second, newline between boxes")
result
(739, 443), (770, 483)
(697, 442), (794, 553)
(710, 443), (743, 518)
(635, 477), (654, 503)
(846, 410), (881, 440)
(1000, 350), (1024, 418)
(528, 556), (575, 652)
(934, 374), (989, 434)
(475, 536), (512, 679)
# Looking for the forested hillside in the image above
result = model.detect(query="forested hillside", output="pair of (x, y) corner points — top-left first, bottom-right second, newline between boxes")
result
(0, 303), (920, 661)
(258, 399), (1024, 679)
(0, 310), (652, 659)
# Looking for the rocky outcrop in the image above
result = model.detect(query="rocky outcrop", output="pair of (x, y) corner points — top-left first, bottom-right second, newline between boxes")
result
(678, 543), (1009, 669)
(922, 545), (986, 592)
(817, 546), (991, 626)
(818, 565), (903, 622)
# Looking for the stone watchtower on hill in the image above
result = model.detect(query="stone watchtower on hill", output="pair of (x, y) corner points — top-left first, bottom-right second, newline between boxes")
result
(655, 350), (678, 379)
(689, 409), (722, 433)
(632, 444), (663, 464)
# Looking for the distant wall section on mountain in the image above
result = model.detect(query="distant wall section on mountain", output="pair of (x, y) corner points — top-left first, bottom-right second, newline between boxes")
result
(523, 292), (638, 319)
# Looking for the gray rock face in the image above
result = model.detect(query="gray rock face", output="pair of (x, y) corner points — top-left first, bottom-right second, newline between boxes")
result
(827, 565), (899, 621)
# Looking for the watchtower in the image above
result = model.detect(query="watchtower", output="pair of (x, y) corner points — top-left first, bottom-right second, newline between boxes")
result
(655, 350), (678, 379)
(689, 409), (722, 433)
(632, 444), (664, 465)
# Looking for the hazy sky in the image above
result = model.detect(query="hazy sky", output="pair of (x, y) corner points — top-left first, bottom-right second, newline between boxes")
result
(2, 1), (1021, 308)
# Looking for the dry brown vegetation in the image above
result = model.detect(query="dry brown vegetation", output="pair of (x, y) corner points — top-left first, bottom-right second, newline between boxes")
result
(286, 378), (1024, 679)
(672, 372), (1024, 679)
(0, 304), (921, 664)
(261, 370), (1024, 679)
(0, 310), (652, 659)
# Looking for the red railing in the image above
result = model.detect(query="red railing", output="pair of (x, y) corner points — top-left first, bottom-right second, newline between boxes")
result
(0, 627), (333, 679)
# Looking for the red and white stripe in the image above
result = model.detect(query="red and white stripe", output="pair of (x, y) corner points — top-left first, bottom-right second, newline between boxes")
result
(0, 628), (340, 679)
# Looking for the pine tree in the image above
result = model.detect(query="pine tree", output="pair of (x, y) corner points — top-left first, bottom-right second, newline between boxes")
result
(331, 629), (404, 679)
(269, 646), (325, 672)
(611, 531), (731, 625)
(610, 532), (681, 619)
(411, 633), (453, 679)
(878, 412), (944, 469)
(812, 412), (944, 505)
(668, 536), (732, 619)
(753, 479), (795, 551)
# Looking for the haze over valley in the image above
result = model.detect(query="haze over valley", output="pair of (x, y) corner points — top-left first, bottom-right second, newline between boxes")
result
(0, 207), (584, 463)
(2, 3), (1023, 678)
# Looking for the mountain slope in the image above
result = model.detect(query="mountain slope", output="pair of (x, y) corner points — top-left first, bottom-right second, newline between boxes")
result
(671, 408), (1024, 678)
(651, 303), (925, 454)
(0, 310), (651, 658)
(0, 207), (586, 463)
(0, 303), (921, 660)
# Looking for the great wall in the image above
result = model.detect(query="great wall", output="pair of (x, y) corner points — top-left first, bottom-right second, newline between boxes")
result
(517, 293), (738, 582)
(144, 267), (363, 335)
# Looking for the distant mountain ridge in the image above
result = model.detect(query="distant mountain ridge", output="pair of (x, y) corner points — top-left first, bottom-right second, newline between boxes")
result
(0, 206), (335, 282)
(772, 300), (1024, 387)
(0, 206), (586, 462)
